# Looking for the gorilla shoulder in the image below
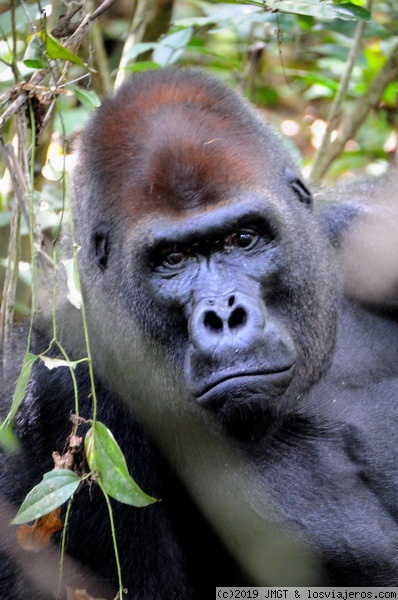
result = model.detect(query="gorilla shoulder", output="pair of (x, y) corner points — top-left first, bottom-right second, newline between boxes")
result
(317, 169), (398, 310)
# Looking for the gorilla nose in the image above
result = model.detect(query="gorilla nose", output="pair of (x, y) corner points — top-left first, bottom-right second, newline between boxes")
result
(203, 296), (247, 334)
(190, 293), (266, 353)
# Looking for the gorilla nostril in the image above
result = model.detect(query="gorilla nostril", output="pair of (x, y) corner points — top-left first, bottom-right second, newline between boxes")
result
(204, 310), (223, 332)
(228, 306), (247, 331)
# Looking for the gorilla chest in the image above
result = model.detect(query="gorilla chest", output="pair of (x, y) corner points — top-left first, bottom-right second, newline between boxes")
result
(256, 431), (398, 583)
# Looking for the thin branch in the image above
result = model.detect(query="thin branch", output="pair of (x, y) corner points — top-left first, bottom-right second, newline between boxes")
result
(0, 139), (30, 226)
(89, 14), (113, 93)
(114, 0), (148, 88)
(62, 0), (119, 51)
(309, 39), (398, 182)
(0, 202), (20, 344)
(114, 0), (174, 88)
(0, 93), (29, 130)
(309, 4), (371, 183)
(90, 0), (119, 22)
(0, 0), (118, 131)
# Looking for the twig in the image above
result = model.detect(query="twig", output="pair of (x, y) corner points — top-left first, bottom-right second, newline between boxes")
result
(309, 39), (398, 182)
(0, 139), (30, 226)
(90, 0), (119, 22)
(62, 0), (119, 51)
(0, 0), (117, 130)
(0, 93), (29, 130)
(0, 0), (118, 339)
(309, 3), (371, 183)
(0, 201), (20, 344)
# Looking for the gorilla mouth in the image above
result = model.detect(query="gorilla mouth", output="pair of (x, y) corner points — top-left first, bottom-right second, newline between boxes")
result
(195, 366), (295, 410)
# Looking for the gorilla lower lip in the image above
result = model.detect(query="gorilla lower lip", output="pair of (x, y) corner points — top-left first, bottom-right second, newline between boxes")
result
(195, 368), (295, 409)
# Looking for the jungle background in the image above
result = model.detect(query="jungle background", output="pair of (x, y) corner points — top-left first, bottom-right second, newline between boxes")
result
(0, 0), (397, 333)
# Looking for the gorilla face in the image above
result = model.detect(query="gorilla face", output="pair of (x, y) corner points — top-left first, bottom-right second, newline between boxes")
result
(73, 68), (339, 433)
(145, 197), (298, 426)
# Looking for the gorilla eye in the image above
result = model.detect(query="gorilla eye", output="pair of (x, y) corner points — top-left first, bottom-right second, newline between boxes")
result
(162, 247), (188, 267)
(225, 230), (257, 250)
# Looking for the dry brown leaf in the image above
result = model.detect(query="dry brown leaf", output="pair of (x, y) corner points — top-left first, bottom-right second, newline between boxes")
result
(16, 507), (62, 551)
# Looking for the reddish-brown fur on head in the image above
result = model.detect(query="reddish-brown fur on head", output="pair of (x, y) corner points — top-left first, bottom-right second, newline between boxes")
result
(76, 68), (295, 220)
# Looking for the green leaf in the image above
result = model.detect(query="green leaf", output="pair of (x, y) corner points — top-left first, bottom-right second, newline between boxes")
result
(123, 42), (158, 62)
(244, 0), (370, 20)
(299, 72), (339, 92)
(23, 31), (87, 70)
(3, 352), (37, 426)
(85, 422), (157, 508)
(70, 87), (101, 110)
(61, 258), (82, 309)
(39, 31), (86, 67)
(332, 1), (370, 20)
(153, 27), (194, 66)
(23, 34), (49, 69)
(11, 470), (80, 525)
(41, 161), (64, 182)
(40, 355), (80, 371)
(0, 423), (20, 453)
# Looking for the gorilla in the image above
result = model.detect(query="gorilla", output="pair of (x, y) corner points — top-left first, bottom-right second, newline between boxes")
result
(1, 67), (398, 598)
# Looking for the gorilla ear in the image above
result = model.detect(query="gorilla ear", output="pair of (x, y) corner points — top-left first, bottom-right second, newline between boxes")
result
(285, 169), (313, 209)
(93, 224), (111, 271)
